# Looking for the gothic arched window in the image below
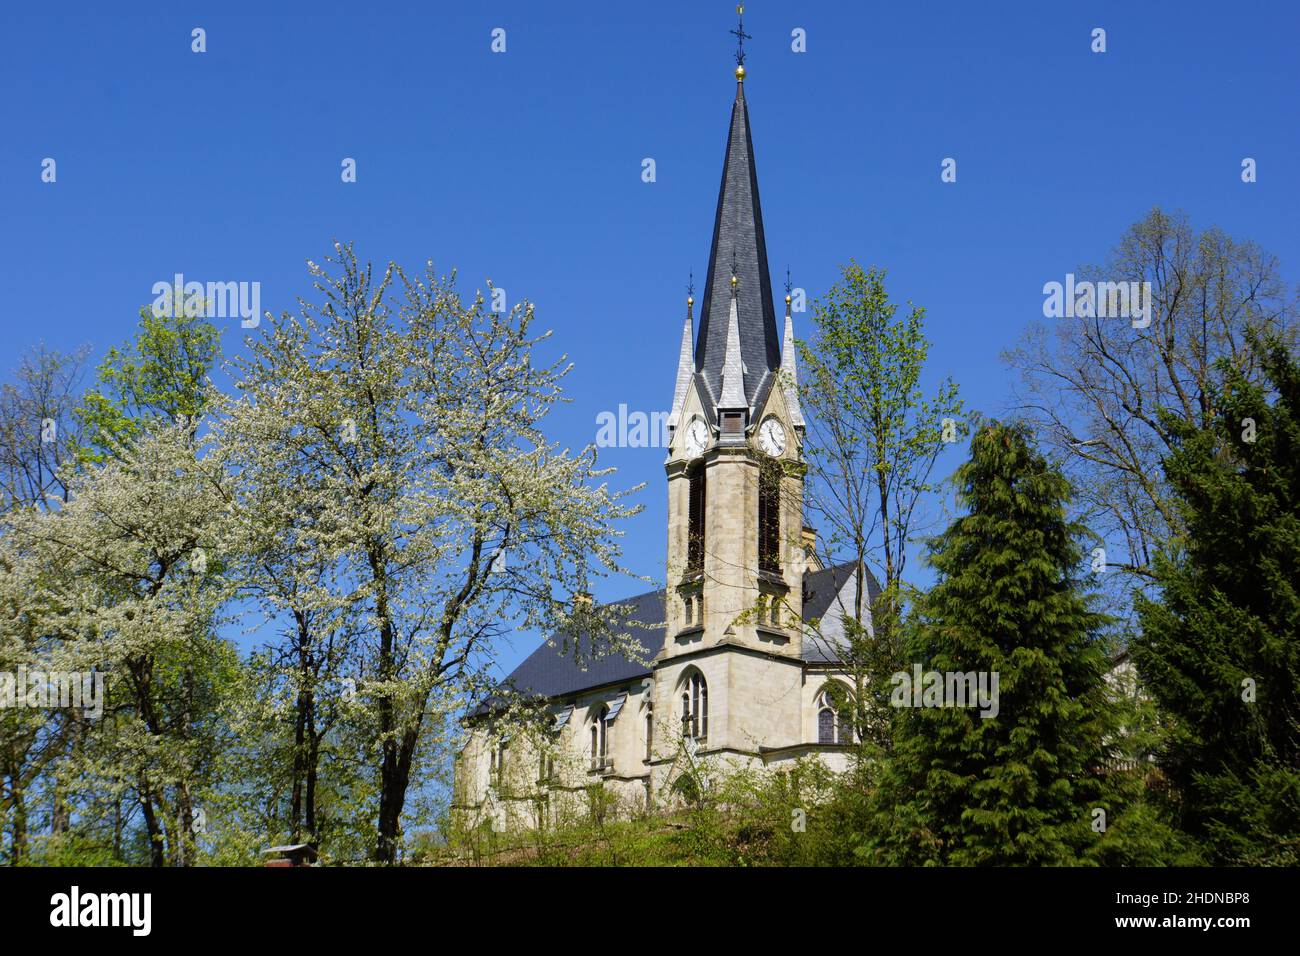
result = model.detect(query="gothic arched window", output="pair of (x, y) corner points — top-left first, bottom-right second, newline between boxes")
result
(817, 689), (852, 744)
(490, 737), (508, 785)
(590, 706), (611, 770)
(817, 706), (836, 744)
(681, 671), (708, 741)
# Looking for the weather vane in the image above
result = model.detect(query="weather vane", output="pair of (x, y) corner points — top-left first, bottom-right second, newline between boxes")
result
(730, 4), (751, 67)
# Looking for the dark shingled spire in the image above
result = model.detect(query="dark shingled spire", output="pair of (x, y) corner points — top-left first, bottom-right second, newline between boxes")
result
(694, 80), (781, 410)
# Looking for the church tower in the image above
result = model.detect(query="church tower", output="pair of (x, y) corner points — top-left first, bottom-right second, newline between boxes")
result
(655, 28), (810, 760)
(452, 13), (877, 830)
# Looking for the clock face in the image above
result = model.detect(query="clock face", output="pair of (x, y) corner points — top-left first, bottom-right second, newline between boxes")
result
(758, 418), (786, 457)
(684, 418), (709, 458)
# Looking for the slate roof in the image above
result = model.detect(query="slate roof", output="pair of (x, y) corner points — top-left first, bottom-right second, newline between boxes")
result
(476, 562), (879, 713)
(801, 560), (871, 622)
(488, 589), (664, 707)
(694, 81), (782, 411)
(801, 560), (883, 663)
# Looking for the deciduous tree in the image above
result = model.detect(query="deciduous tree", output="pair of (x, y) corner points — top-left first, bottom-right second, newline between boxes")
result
(796, 262), (963, 750)
(223, 245), (641, 863)
(1005, 207), (1297, 612)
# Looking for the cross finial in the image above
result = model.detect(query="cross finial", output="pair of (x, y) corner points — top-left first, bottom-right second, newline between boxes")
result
(784, 266), (792, 296)
(730, 4), (751, 69)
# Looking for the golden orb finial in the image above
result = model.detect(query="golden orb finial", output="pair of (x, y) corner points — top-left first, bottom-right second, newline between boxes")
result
(730, 273), (738, 288)
(735, 64), (745, 82)
(785, 292), (792, 305)
(687, 294), (694, 307)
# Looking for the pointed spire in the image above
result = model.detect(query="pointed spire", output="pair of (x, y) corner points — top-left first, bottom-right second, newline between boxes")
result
(694, 33), (780, 410)
(718, 272), (747, 412)
(781, 286), (805, 428)
(668, 284), (696, 431)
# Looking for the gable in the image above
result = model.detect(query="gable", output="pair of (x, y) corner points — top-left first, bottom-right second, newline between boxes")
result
(801, 562), (880, 663)
(752, 370), (799, 454)
(668, 374), (714, 458)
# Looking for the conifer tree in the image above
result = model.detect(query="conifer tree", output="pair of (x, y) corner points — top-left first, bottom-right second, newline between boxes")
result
(869, 421), (1112, 865)
(1132, 335), (1300, 865)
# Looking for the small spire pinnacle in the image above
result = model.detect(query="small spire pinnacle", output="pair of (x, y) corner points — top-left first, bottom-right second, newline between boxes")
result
(669, 282), (697, 431)
(719, 283), (747, 411)
(780, 269), (804, 428)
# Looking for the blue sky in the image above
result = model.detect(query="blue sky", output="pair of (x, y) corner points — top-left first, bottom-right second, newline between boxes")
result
(2, 1), (1297, 682)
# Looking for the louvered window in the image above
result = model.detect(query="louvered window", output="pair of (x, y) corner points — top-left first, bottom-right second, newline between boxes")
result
(758, 461), (781, 574)
(687, 467), (706, 571)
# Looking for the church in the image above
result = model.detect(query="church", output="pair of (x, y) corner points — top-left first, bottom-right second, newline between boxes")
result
(453, 45), (880, 831)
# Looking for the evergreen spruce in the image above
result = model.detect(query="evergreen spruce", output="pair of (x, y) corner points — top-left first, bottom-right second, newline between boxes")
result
(868, 422), (1112, 865)
(1132, 335), (1300, 865)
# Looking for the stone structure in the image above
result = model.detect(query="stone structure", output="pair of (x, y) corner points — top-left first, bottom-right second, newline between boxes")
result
(453, 58), (879, 832)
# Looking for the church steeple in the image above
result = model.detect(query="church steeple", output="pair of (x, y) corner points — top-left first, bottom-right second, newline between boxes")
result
(693, 46), (781, 413)
(667, 286), (695, 432)
(660, 13), (807, 671)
